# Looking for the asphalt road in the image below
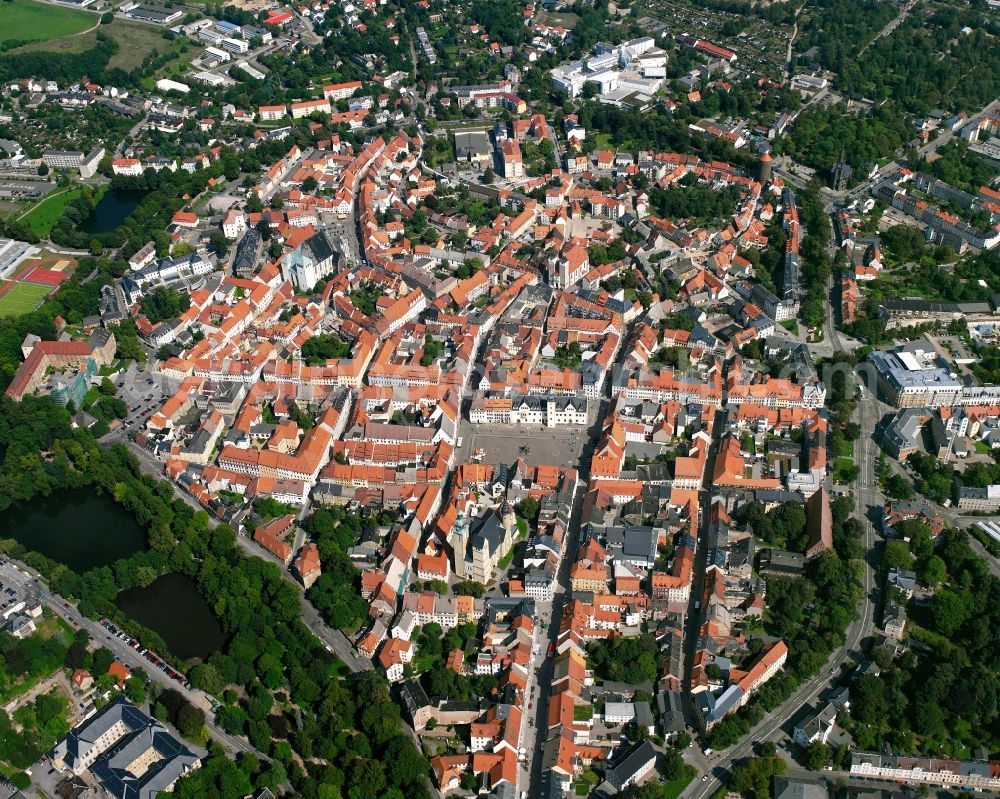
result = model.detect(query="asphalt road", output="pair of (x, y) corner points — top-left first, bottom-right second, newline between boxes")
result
(857, 0), (917, 57)
(681, 407), (724, 754)
(116, 115), (147, 157)
(516, 543), (567, 793)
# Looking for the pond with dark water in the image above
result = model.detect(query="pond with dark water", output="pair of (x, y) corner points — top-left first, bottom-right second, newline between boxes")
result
(81, 188), (148, 234)
(116, 572), (227, 661)
(2, 488), (146, 572)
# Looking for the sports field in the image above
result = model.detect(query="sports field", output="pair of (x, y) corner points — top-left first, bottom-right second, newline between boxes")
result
(0, 0), (96, 45)
(0, 281), (52, 317)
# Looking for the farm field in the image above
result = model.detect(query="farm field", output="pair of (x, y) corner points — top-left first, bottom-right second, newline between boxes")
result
(0, 0), (96, 45)
(0, 281), (52, 318)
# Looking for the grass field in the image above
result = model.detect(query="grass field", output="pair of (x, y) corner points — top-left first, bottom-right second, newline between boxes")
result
(0, 281), (52, 317)
(0, 0), (95, 45)
(662, 765), (697, 799)
(835, 438), (855, 457)
(594, 132), (615, 151)
(536, 10), (580, 28)
(18, 186), (87, 238)
(107, 20), (182, 72)
(9, 18), (178, 73)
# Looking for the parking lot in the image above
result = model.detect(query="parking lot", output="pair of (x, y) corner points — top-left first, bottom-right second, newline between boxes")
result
(109, 360), (178, 433)
(457, 426), (587, 469)
(0, 560), (87, 636)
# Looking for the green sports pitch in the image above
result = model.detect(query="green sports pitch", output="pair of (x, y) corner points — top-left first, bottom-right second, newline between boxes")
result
(0, 281), (52, 317)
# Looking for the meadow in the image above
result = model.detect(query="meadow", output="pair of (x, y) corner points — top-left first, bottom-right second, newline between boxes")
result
(8, 17), (177, 73)
(18, 186), (89, 238)
(0, 0), (95, 45)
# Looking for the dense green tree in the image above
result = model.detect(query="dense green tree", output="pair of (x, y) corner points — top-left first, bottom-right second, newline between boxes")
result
(663, 748), (684, 780)
(588, 635), (659, 685)
(651, 180), (744, 224)
(803, 740), (831, 771)
(919, 554), (947, 587)
(301, 334), (351, 365)
(883, 541), (914, 571)
(930, 589), (973, 637)
(90, 647), (114, 677)
(728, 756), (786, 799)
(141, 286), (191, 324)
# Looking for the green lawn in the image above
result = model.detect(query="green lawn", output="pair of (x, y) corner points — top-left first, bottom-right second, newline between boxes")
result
(82, 385), (102, 409)
(594, 132), (614, 151)
(98, 359), (126, 377)
(107, 20), (181, 72)
(410, 651), (439, 675)
(780, 319), (799, 335)
(0, 0), (95, 45)
(497, 547), (516, 571)
(573, 766), (600, 795)
(19, 187), (85, 238)
(0, 281), (52, 317)
(663, 765), (697, 799)
(536, 10), (581, 28)
(327, 655), (347, 677)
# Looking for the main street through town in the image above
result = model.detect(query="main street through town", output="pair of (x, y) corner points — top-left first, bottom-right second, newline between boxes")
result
(683, 393), (881, 799)
(523, 345), (628, 799)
